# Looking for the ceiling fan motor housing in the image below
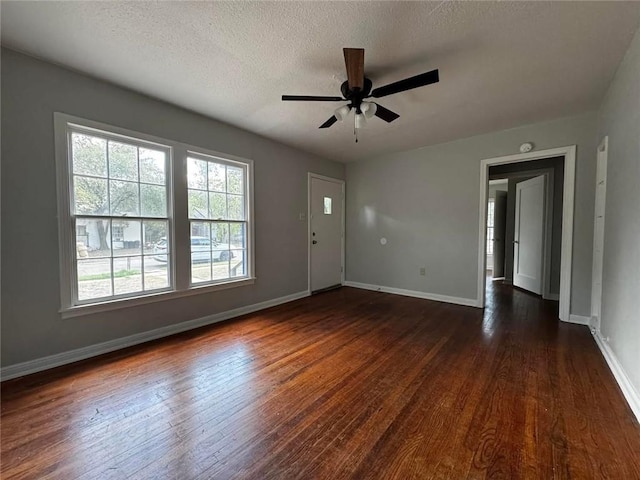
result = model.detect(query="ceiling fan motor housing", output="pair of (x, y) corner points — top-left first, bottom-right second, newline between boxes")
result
(341, 78), (373, 109)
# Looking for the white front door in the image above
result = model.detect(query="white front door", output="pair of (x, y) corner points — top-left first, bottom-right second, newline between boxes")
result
(591, 137), (608, 331)
(513, 175), (546, 295)
(309, 175), (344, 292)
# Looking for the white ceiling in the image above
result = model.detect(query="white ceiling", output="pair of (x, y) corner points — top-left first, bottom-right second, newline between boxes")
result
(2, 2), (639, 162)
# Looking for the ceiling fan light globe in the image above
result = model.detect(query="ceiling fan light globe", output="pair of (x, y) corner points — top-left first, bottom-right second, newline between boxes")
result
(363, 102), (377, 119)
(334, 105), (351, 121)
(355, 113), (367, 129)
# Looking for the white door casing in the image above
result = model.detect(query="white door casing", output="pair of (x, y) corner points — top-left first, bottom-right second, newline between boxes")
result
(309, 174), (344, 292)
(478, 145), (576, 322)
(513, 175), (546, 295)
(591, 137), (608, 332)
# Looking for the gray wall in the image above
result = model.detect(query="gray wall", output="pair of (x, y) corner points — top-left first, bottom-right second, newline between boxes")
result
(1, 49), (344, 367)
(346, 112), (597, 313)
(597, 28), (640, 397)
(490, 157), (564, 293)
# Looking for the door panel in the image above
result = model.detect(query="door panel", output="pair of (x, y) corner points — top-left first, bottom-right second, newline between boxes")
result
(493, 191), (507, 278)
(310, 176), (343, 292)
(514, 175), (545, 295)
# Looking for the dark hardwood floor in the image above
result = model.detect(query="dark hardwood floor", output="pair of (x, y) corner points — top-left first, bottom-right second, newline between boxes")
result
(2, 281), (639, 479)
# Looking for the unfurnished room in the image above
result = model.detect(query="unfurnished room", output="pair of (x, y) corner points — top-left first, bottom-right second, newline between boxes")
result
(1, 1), (640, 478)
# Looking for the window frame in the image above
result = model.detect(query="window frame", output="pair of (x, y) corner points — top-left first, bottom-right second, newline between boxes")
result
(55, 113), (255, 318)
(186, 150), (252, 288)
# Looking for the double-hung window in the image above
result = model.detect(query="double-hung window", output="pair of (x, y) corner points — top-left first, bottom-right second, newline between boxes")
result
(56, 114), (254, 316)
(69, 127), (171, 303)
(187, 154), (248, 285)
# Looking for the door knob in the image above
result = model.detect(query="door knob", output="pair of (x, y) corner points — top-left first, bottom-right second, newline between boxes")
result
(312, 240), (318, 244)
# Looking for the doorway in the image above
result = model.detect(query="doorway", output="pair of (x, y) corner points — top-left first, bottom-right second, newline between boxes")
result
(308, 173), (345, 293)
(477, 146), (576, 322)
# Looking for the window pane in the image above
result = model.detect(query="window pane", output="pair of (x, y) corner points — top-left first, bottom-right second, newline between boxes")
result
(227, 195), (244, 220)
(113, 256), (142, 295)
(227, 166), (244, 194)
(191, 249), (212, 284)
(72, 133), (107, 177)
(76, 217), (112, 257)
(213, 257), (230, 280)
(211, 222), (229, 245)
(77, 258), (112, 300)
(209, 193), (226, 219)
(324, 197), (332, 215)
(230, 250), (246, 277)
(140, 184), (167, 217)
(144, 255), (169, 290)
(188, 190), (208, 218)
(108, 141), (138, 181)
(143, 220), (168, 255)
(74, 176), (108, 215)
(139, 148), (166, 185)
(208, 163), (226, 192)
(112, 220), (141, 256)
(191, 221), (209, 239)
(110, 180), (139, 216)
(230, 223), (245, 249)
(188, 158), (207, 189)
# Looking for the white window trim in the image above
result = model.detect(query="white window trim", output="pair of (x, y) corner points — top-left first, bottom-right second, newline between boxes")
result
(54, 113), (255, 319)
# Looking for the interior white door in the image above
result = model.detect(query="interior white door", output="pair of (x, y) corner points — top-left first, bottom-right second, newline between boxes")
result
(310, 175), (343, 292)
(591, 137), (608, 331)
(513, 175), (545, 294)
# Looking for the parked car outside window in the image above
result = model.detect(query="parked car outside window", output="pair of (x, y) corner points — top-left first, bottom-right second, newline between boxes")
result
(153, 236), (234, 262)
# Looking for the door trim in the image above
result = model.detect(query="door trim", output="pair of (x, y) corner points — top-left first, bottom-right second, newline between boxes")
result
(489, 168), (555, 299)
(308, 173), (345, 294)
(590, 136), (608, 332)
(477, 145), (576, 322)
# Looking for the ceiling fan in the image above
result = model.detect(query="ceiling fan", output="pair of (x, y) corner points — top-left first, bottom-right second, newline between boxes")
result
(282, 48), (439, 139)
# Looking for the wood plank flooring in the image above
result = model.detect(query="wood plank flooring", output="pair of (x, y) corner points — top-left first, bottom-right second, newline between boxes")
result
(2, 281), (639, 479)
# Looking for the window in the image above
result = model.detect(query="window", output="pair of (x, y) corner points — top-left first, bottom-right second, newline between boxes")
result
(486, 198), (495, 255)
(56, 114), (254, 316)
(187, 153), (248, 285)
(69, 128), (171, 303)
(323, 197), (332, 215)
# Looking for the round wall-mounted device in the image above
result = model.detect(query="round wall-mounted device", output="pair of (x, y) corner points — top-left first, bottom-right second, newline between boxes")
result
(519, 142), (534, 153)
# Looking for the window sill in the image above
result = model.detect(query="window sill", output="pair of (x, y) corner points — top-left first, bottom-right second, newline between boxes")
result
(60, 277), (256, 319)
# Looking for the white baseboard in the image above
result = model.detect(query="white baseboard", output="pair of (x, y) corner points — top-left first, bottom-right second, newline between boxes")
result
(544, 293), (560, 301)
(593, 331), (640, 423)
(344, 281), (478, 308)
(1, 290), (310, 382)
(568, 314), (590, 325)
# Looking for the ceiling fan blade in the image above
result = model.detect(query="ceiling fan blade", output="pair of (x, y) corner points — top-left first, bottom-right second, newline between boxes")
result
(319, 116), (338, 129)
(282, 95), (343, 101)
(371, 69), (439, 98)
(343, 48), (365, 90)
(373, 103), (400, 123)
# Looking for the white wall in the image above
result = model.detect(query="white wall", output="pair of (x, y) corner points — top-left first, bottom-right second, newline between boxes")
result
(0, 49), (344, 368)
(597, 27), (640, 402)
(346, 112), (597, 313)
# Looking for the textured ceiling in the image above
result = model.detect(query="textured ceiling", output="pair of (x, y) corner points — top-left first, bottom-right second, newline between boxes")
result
(2, 1), (639, 162)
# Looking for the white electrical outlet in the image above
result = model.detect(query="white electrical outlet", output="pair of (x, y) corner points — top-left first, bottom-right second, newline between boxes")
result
(419, 267), (426, 276)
